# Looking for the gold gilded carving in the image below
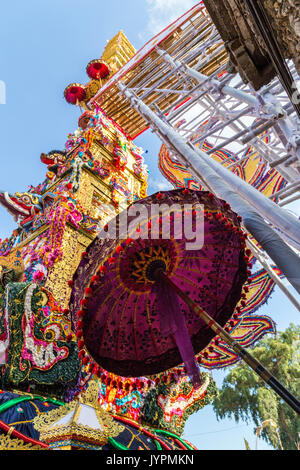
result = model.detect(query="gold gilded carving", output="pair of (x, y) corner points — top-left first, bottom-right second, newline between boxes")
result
(45, 226), (86, 308)
(0, 434), (47, 450)
(33, 381), (124, 446)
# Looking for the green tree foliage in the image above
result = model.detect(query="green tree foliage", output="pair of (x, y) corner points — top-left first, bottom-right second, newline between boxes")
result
(213, 324), (300, 450)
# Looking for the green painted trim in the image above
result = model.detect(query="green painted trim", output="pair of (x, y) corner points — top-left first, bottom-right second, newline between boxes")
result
(154, 439), (163, 450)
(0, 394), (65, 416)
(154, 429), (194, 450)
(108, 437), (129, 450)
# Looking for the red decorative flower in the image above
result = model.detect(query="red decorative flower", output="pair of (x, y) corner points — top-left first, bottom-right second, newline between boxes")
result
(66, 334), (73, 343)
(33, 270), (45, 282)
(85, 287), (93, 296)
(78, 350), (85, 359)
(76, 329), (83, 339)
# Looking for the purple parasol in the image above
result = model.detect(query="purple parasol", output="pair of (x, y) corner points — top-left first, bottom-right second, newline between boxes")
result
(69, 189), (248, 386)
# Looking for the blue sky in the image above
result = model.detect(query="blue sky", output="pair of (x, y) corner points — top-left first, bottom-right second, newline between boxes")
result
(0, 0), (298, 450)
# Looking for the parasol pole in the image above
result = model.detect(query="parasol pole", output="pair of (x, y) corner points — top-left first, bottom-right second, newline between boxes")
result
(154, 268), (300, 415)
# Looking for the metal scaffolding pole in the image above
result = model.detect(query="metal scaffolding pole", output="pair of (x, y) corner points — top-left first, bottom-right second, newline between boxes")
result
(119, 83), (300, 295)
(158, 49), (300, 182)
(140, 59), (300, 248)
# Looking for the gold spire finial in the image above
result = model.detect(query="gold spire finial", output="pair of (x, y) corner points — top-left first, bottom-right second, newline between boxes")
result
(101, 30), (136, 73)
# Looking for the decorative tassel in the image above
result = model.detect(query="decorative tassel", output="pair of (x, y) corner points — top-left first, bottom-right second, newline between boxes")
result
(152, 279), (202, 389)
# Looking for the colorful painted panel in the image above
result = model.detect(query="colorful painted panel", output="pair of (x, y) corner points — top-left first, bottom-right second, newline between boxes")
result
(0, 283), (81, 399)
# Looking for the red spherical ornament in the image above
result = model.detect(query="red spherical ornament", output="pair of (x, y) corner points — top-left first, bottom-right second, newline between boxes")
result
(86, 59), (110, 80)
(78, 110), (94, 130)
(64, 83), (86, 105)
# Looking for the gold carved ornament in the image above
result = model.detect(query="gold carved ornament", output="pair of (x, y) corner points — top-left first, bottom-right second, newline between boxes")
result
(0, 433), (47, 451)
(33, 381), (124, 446)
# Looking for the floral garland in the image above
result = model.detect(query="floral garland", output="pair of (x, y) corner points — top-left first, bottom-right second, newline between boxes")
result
(69, 155), (84, 192)
(66, 108), (147, 178)
(41, 202), (79, 268)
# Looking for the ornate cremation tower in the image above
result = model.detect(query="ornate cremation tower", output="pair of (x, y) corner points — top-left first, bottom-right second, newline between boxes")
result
(1, 4), (298, 450)
(0, 30), (217, 451)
